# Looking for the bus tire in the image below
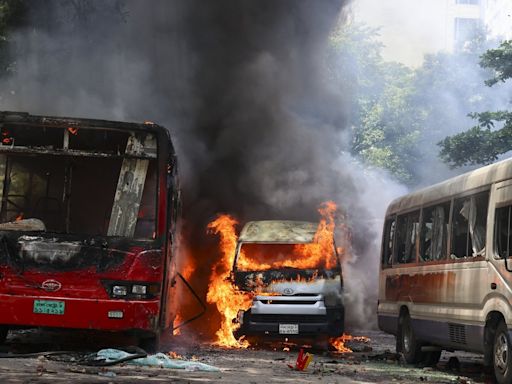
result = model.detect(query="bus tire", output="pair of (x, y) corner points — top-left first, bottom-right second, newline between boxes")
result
(398, 313), (423, 364)
(493, 320), (512, 384)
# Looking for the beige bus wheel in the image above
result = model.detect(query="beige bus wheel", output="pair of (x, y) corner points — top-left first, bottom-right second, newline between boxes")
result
(494, 321), (512, 384)
(398, 313), (423, 364)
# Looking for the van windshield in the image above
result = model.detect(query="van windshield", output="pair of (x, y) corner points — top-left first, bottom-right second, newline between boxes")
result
(236, 242), (338, 272)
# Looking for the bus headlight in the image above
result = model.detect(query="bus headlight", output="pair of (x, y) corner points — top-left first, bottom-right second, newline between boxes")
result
(112, 285), (128, 296)
(103, 281), (160, 300)
(132, 284), (147, 295)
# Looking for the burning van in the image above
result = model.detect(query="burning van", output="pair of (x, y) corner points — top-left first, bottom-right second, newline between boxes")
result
(232, 220), (344, 340)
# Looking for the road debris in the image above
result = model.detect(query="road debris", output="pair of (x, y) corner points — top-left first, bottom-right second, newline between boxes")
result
(288, 348), (314, 371)
(96, 349), (220, 372)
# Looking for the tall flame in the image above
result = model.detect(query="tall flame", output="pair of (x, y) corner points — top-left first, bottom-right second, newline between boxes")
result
(237, 201), (340, 271)
(206, 202), (342, 347)
(206, 215), (252, 347)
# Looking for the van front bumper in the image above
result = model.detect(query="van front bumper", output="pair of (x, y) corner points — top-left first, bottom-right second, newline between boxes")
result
(234, 308), (344, 338)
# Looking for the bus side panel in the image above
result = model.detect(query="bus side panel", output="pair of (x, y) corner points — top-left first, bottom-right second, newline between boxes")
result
(395, 261), (488, 352)
(377, 267), (400, 335)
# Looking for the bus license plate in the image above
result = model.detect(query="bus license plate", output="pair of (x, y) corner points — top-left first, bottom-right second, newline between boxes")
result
(33, 300), (65, 315)
(279, 324), (299, 334)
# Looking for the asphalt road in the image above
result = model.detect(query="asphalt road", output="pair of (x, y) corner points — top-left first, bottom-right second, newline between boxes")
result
(0, 328), (495, 383)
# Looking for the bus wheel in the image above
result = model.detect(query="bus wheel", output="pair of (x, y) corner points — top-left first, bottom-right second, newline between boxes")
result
(493, 321), (512, 384)
(398, 313), (423, 364)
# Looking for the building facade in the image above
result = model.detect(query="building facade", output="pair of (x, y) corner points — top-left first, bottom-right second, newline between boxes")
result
(350, 0), (512, 67)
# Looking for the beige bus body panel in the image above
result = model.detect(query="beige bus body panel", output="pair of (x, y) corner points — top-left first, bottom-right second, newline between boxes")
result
(379, 157), (512, 337)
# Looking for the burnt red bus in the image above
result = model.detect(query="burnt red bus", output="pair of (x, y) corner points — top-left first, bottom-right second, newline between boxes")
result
(0, 112), (180, 351)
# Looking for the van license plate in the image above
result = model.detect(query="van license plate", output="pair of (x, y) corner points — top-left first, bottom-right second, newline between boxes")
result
(33, 300), (65, 315)
(279, 324), (299, 334)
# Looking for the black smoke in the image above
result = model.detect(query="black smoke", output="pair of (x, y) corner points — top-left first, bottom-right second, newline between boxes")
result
(2, 0), (392, 330)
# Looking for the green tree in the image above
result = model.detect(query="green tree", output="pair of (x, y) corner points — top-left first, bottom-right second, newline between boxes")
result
(328, 23), (425, 184)
(439, 40), (512, 167)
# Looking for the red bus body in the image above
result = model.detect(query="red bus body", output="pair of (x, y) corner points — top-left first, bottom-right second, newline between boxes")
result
(0, 112), (180, 346)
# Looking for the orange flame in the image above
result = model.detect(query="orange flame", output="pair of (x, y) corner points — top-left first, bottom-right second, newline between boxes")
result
(173, 252), (196, 336)
(206, 202), (340, 347)
(67, 127), (79, 136)
(15, 214), (23, 221)
(206, 215), (252, 348)
(330, 334), (370, 353)
(168, 351), (183, 359)
(237, 201), (339, 272)
(173, 314), (183, 336)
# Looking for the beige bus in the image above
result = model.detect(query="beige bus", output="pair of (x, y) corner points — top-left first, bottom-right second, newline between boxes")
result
(378, 157), (512, 383)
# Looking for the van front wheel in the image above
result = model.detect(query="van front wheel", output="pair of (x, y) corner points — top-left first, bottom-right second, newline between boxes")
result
(494, 321), (512, 384)
(398, 313), (423, 364)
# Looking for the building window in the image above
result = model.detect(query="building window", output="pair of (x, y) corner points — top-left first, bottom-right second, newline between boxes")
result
(454, 17), (479, 47)
(456, 0), (479, 4)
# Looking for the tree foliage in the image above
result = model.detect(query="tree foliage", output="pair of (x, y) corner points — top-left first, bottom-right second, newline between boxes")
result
(328, 22), (499, 185)
(439, 40), (512, 167)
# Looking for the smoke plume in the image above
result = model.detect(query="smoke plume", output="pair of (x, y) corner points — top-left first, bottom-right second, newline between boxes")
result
(0, 0), (403, 333)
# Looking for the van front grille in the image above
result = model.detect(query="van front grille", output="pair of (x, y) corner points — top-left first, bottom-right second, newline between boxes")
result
(249, 314), (326, 323)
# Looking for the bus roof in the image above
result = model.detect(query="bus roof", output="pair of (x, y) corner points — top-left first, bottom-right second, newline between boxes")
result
(387, 157), (512, 215)
(0, 111), (172, 139)
(238, 220), (318, 243)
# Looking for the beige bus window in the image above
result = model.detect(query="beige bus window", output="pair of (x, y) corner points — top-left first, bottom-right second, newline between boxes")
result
(451, 192), (488, 258)
(420, 203), (449, 261)
(495, 205), (512, 258)
(382, 218), (395, 267)
(396, 211), (419, 264)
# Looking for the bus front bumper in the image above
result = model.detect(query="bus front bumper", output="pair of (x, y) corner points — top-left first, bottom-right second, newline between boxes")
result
(0, 294), (160, 332)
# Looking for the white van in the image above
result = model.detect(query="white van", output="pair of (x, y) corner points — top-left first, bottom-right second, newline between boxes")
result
(378, 157), (512, 384)
(232, 220), (344, 341)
